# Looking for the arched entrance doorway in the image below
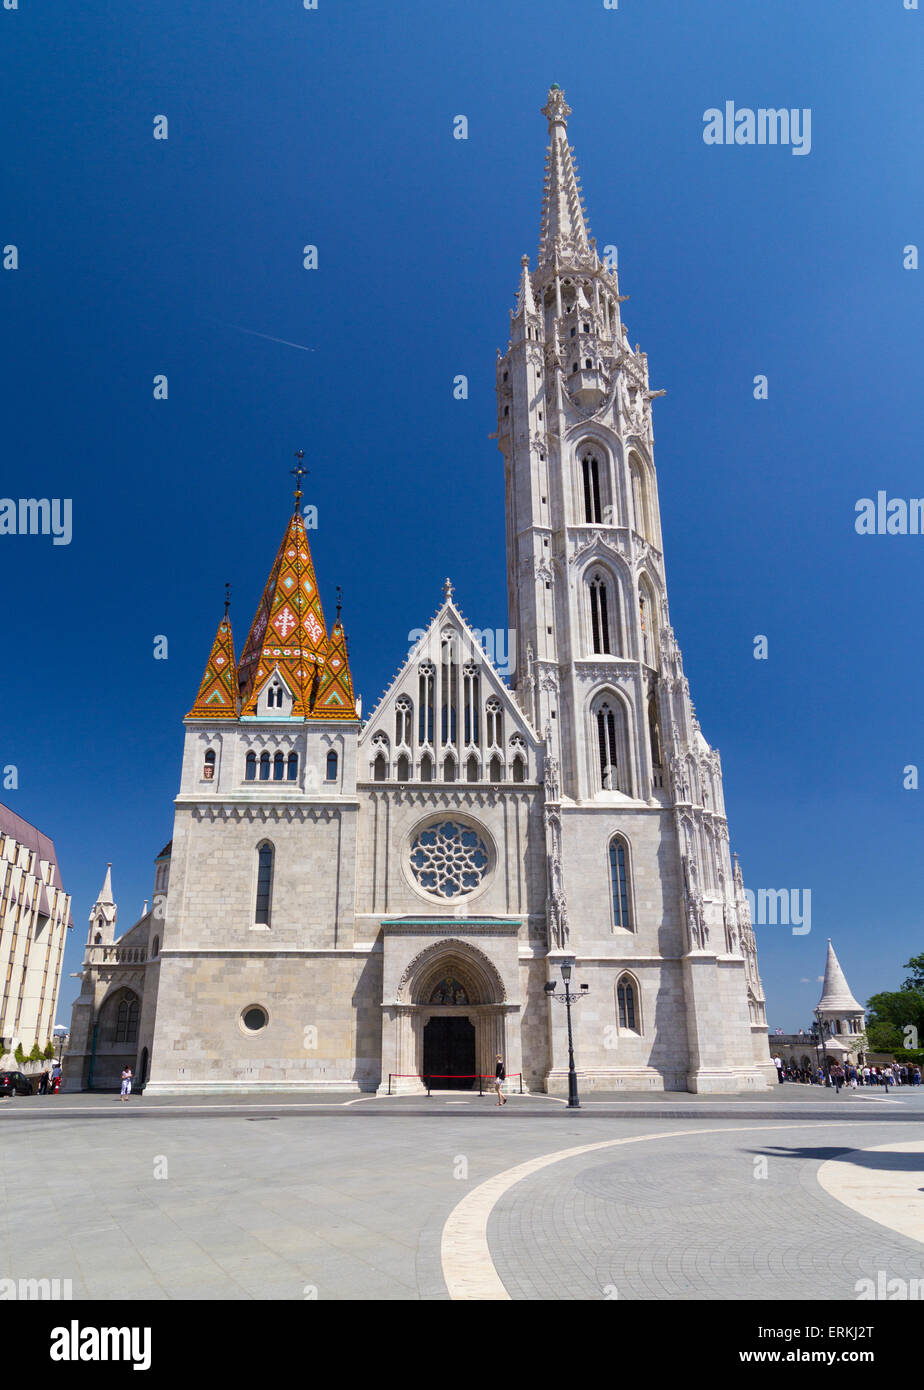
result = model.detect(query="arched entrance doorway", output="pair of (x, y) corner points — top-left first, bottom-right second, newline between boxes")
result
(390, 939), (509, 1094)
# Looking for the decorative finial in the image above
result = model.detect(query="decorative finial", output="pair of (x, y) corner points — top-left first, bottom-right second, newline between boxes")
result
(542, 85), (571, 128)
(443, 577), (454, 602)
(291, 450), (309, 513)
(336, 585), (343, 623)
(224, 581), (231, 617)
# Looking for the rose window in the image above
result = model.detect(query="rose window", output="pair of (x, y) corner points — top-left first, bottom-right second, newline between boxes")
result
(409, 821), (489, 898)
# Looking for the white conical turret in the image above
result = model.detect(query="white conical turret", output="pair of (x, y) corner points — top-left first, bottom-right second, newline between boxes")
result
(816, 939), (864, 1021)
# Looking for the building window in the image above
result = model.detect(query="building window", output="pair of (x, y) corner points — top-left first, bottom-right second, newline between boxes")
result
(267, 684), (284, 709)
(326, 750), (338, 781)
(463, 663), (480, 745)
(485, 698), (503, 747)
(396, 696), (413, 747)
(617, 975), (638, 1031)
(409, 821), (490, 899)
(589, 574), (614, 655)
(259, 752), (271, 781)
(420, 752), (434, 782)
(273, 752), (285, 781)
(595, 698), (631, 793)
(443, 755), (456, 782)
(489, 754), (502, 782)
(512, 755), (526, 783)
(241, 1005), (268, 1033)
(581, 454), (603, 523)
(115, 995), (140, 1045)
(245, 752), (257, 781)
(466, 754), (479, 782)
(397, 753), (410, 781)
(286, 752), (298, 781)
(374, 753), (387, 782)
(203, 749), (216, 780)
(418, 663), (434, 743)
(152, 936), (160, 957)
(609, 837), (633, 930)
(255, 843), (273, 926)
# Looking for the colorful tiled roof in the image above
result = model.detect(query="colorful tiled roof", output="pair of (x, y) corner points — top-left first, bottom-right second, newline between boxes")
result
(237, 510), (356, 720)
(313, 616), (356, 720)
(187, 615), (239, 719)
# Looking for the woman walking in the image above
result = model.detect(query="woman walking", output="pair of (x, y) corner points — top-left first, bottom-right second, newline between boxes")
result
(494, 1054), (507, 1106)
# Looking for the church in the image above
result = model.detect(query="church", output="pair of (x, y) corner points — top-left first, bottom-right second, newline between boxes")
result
(72, 87), (773, 1095)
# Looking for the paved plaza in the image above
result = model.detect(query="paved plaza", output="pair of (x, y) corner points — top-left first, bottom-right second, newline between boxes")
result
(1, 1088), (922, 1300)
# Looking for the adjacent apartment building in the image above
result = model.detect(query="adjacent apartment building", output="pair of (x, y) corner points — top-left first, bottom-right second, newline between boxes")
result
(0, 802), (72, 1058)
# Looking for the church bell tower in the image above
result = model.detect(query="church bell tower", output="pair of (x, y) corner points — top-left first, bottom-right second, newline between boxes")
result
(497, 87), (774, 1092)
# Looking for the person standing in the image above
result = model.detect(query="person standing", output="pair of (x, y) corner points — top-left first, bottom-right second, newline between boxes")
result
(494, 1054), (507, 1107)
(51, 1063), (62, 1093)
(38, 1069), (49, 1095)
(120, 1066), (133, 1102)
(773, 1055), (784, 1084)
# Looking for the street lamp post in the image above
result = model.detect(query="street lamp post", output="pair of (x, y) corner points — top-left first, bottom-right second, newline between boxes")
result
(545, 959), (588, 1109)
(813, 1013), (830, 1085)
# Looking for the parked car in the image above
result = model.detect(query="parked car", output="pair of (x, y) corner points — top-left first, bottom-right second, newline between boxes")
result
(0, 1071), (34, 1098)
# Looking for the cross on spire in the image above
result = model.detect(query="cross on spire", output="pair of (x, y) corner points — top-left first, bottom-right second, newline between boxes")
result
(291, 450), (309, 513)
(336, 585), (343, 622)
(224, 581), (231, 617)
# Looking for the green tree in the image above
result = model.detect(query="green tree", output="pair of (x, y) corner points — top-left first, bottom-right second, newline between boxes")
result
(28, 1042), (43, 1062)
(14, 1043), (26, 1065)
(901, 953), (924, 993)
(866, 988), (924, 1046)
(43, 1041), (56, 1060)
(866, 1020), (904, 1053)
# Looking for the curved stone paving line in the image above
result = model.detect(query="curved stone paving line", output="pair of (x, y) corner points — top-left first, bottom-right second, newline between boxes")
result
(440, 1124), (924, 1300)
(817, 1140), (924, 1244)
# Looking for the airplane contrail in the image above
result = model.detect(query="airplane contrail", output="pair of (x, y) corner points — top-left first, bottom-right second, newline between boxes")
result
(211, 319), (317, 352)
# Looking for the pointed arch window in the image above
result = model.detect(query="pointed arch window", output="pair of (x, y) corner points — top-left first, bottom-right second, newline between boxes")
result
(648, 696), (662, 771)
(595, 697), (631, 794)
(443, 754), (457, 783)
(395, 696), (413, 747)
(582, 453), (603, 523)
(373, 753), (387, 782)
(286, 752), (298, 782)
(255, 842), (273, 927)
(115, 994), (140, 1045)
(245, 751), (257, 782)
(325, 750), (338, 781)
(617, 974), (639, 1031)
(441, 636), (458, 744)
(608, 836), (633, 931)
(489, 754), (503, 782)
(273, 752), (285, 781)
(485, 697), (503, 748)
(418, 663), (434, 744)
(259, 752), (271, 781)
(512, 756), (526, 783)
(397, 753), (410, 781)
(203, 749), (216, 781)
(420, 752), (433, 782)
(466, 754), (479, 782)
(589, 573), (618, 656)
(463, 662), (480, 744)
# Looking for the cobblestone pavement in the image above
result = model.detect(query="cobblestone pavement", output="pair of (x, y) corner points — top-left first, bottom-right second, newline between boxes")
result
(488, 1121), (924, 1301)
(1, 1094), (922, 1299)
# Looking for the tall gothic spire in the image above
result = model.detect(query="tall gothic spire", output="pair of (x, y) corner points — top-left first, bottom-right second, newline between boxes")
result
(187, 611), (239, 719)
(538, 84), (592, 267)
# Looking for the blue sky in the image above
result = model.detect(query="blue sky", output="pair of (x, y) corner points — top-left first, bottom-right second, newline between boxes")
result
(1, 0), (921, 1030)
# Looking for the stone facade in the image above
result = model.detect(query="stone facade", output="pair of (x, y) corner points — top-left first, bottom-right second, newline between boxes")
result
(134, 87), (774, 1096)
